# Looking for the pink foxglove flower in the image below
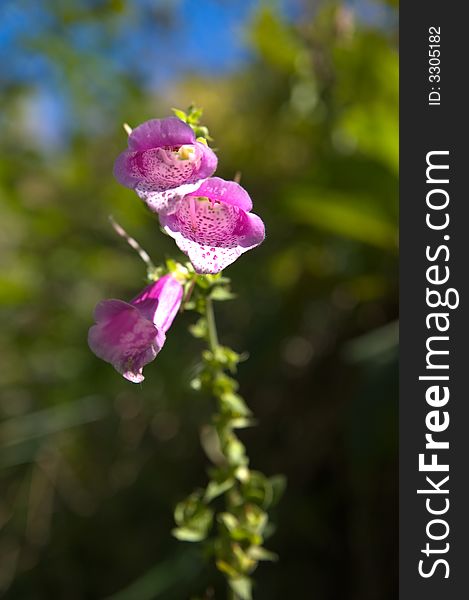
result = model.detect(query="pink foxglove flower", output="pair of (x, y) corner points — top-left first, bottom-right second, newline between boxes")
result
(88, 274), (183, 383)
(160, 177), (265, 274)
(114, 117), (218, 215)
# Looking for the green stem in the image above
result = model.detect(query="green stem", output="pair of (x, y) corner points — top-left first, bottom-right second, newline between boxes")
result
(205, 297), (242, 600)
(205, 296), (219, 352)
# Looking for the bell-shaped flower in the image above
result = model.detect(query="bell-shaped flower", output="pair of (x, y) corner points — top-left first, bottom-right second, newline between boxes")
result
(88, 274), (183, 383)
(160, 177), (265, 274)
(114, 117), (218, 215)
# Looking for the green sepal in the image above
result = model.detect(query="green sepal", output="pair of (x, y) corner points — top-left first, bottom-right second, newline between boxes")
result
(229, 577), (253, 600)
(220, 392), (252, 417)
(173, 491), (214, 542)
(189, 317), (208, 340)
(210, 286), (236, 301)
(204, 478), (235, 503)
(247, 546), (278, 562)
(171, 527), (208, 542)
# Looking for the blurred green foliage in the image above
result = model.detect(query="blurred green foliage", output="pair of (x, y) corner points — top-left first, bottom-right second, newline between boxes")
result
(0, 1), (397, 598)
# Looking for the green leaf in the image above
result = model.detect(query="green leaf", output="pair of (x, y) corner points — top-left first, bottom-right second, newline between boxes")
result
(231, 528), (262, 546)
(218, 512), (239, 532)
(247, 546), (278, 562)
(165, 258), (179, 272)
(171, 108), (188, 121)
(173, 492), (214, 540)
(269, 475), (287, 507)
(220, 393), (252, 417)
(171, 527), (207, 542)
(147, 266), (164, 282)
(213, 373), (238, 396)
(189, 318), (208, 340)
(232, 544), (257, 571)
(234, 466), (250, 483)
(204, 478), (235, 503)
(186, 105), (203, 124)
(214, 347), (241, 372)
(216, 560), (239, 579)
(241, 471), (273, 508)
(243, 504), (268, 536)
(210, 286), (236, 301)
(229, 577), (252, 600)
(230, 418), (257, 430)
(224, 436), (247, 466)
(195, 276), (211, 289)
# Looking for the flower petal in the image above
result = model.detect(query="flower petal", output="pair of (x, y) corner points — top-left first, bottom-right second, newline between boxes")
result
(114, 118), (218, 215)
(128, 117), (195, 151)
(161, 201), (265, 274)
(113, 150), (141, 188)
(195, 142), (219, 181)
(131, 274), (184, 332)
(115, 146), (200, 188)
(88, 300), (165, 382)
(114, 145), (217, 215)
(187, 177), (252, 211)
(135, 180), (206, 216)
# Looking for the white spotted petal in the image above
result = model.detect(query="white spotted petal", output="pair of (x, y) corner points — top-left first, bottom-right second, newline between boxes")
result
(160, 178), (265, 274)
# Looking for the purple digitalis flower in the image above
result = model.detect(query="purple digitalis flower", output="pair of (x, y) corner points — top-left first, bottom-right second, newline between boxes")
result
(88, 274), (183, 383)
(113, 117), (217, 215)
(160, 177), (265, 274)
